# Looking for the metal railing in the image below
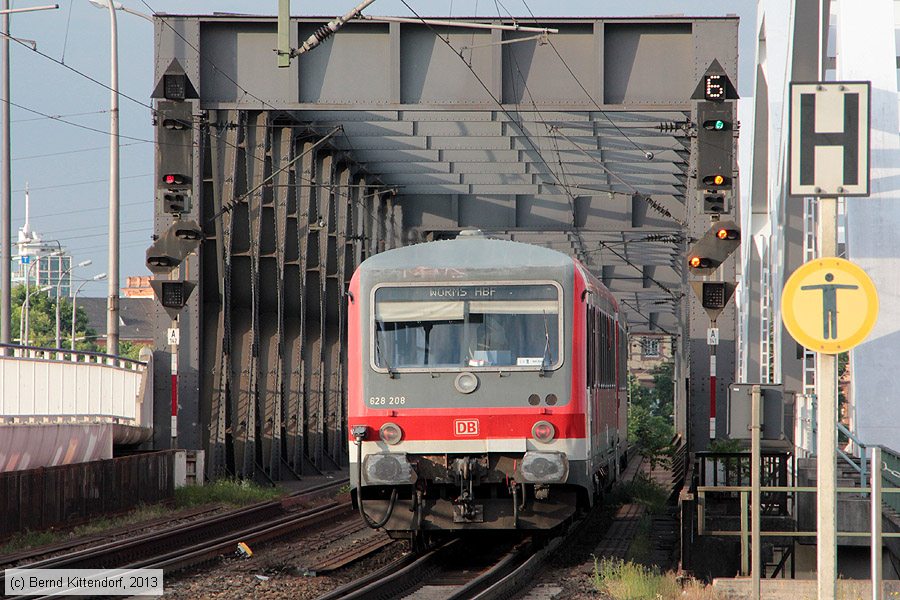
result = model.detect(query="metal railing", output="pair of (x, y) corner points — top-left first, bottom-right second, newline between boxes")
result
(836, 421), (867, 492)
(0, 342), (151, 428)
(881, 445), (900, 514)
(0, 341), (146, 370)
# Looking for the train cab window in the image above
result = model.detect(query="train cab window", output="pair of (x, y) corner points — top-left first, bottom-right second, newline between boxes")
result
(372, 283), (562, 371)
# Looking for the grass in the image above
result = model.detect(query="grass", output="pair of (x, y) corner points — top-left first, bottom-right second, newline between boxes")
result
(610, 472), (669, 515)
(173, 478), (284, 508)
(624, 515), (653, 564)
(0, 504), (168, 555)
(1, 479), (283, 556)
(593, 557), (721, 600)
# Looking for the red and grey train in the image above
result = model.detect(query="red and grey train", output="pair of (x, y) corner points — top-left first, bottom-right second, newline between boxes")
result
(347, 231), (628, 534)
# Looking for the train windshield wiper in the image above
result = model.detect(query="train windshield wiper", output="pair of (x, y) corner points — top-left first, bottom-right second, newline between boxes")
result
(540, 311), (551, 377)
(375, 321), (397, 378)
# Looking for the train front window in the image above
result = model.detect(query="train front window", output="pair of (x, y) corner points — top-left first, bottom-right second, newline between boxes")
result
(373, 284), (561, 371)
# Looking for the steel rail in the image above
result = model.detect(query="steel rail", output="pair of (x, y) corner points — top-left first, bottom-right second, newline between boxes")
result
(0, 504), (221, 567)
(317, 539), (459, 600)
(469, 530), (570, 600)
(446, 539), (533, 600)
(132, 502), (352, 571)
(10, 502), (354, 600)
(1, 478), (349, 595)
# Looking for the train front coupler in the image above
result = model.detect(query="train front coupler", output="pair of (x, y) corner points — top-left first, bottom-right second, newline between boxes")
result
(450, 456), (487, 523)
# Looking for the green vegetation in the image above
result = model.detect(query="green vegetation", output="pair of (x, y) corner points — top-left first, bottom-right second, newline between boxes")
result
(0, 480), (282, 556)
(118, 340), (148, 361)
(0, 505), (168, 555)
(628, 363), (676, 466)
(174, 478), (283, 508)
(593, 558), (721, 600)
(618, 472), (669, 514)
(0, 530), (58, 554)
(12, 284), (97, 351)
(708, 438), (749, 484)
(624, 515), (654, 563)
(11, 284), (150, 358)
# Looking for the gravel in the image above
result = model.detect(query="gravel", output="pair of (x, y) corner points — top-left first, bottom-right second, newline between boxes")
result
(163, 511), (409, 599)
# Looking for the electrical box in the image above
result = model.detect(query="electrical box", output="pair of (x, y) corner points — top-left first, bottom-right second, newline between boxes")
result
(725, 384), (795, 447)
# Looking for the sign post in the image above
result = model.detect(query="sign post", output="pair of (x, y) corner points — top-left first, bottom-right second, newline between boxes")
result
(788, 80), (872, 600)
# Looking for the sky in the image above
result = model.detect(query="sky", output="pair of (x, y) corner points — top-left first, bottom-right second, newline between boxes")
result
(8, 0), (755, 298)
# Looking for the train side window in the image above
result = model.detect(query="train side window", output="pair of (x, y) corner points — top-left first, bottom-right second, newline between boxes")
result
(586, 306), (594, 388)
(594, 306), (603, 388)
(608, 315), (614, 387)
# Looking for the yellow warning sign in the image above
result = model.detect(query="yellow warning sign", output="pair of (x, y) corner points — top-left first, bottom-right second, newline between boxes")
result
(781, 257), (878, 354)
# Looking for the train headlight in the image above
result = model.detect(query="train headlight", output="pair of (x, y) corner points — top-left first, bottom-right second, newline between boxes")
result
(454, 372), (479, 394)
(520, 451), (569, 483)
(531, 420), (556, 443)
(379, 422), (403, 445)
(363, 452), (416, 485)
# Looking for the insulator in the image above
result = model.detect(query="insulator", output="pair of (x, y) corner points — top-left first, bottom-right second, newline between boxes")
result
(657, 121), (679, 133)
(313, 24), (335, 43)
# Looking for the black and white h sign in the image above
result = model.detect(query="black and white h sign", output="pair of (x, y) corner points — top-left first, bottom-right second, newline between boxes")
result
(790, 82), (870, 196)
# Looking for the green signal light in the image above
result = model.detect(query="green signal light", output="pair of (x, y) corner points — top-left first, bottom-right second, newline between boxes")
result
(703, 119), (731, 131)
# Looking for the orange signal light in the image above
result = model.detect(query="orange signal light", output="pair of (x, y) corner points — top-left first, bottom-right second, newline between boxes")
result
(716, 228), (740, 241)
(689, 256), (702, 268)
(713, 174), (724, 186)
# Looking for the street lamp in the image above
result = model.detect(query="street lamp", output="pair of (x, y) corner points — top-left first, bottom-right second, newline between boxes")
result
(21, 247), (63, 346)
(55, 259), (91, 349)
(71, 272), (106, 351)
(1, 2), (59, 354)
(85, 2), (150, 357)
(87, 0), (151, 21)
(20, 283), (52, 346)
(18, 258), (38, 343)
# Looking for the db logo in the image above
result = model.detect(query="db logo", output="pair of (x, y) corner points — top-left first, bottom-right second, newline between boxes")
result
(454, 419), (479, 436)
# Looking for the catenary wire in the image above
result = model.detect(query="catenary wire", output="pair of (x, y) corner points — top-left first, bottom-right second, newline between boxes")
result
(11, 109), (110, 123)
(13, 141), (148, 162)
(518, 0), (651, 156)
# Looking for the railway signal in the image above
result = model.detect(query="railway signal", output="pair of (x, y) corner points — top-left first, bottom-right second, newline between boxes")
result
(145, 220), (203, 275)
(687, 221), (741, 275)
(691, 280), (737, 322)
(695, 101), (735, 192)
(150, 280), (196, 320)
(156, 100), (193, 215)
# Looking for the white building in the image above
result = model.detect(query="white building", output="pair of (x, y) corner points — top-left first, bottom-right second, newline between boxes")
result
(12, 184), (72, 297)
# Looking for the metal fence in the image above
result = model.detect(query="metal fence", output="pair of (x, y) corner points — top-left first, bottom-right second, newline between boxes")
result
(882, 445), (900, 514)
(0, 451), (175, 540)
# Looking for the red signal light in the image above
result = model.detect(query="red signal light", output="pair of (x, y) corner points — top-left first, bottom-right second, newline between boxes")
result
(532, 420), (556, 443)
(379, 422), (403, 445)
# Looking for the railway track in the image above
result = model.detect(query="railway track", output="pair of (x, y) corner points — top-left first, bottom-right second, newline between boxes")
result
(1, 478), (350, 599)
(318, 525), (574, 600)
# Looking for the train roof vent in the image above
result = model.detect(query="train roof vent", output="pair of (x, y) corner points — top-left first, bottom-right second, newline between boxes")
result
(456, 228), (486, 239)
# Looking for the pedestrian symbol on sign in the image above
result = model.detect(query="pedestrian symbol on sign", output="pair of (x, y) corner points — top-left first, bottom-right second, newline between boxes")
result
(800, 273), (859, 339)
(781, 257), (878, 354)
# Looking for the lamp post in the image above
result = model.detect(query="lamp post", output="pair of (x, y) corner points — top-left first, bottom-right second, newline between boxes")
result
(56, 259), (91, 349)
(20, 283), (51, 346)
(18, 257), (37, 343)
(71, 272), (106, 351)
(84, 1), (149, 356)
(0, 2), (59, 354)
(87, 0), (151, 21)
(21, 247), (62, 346)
